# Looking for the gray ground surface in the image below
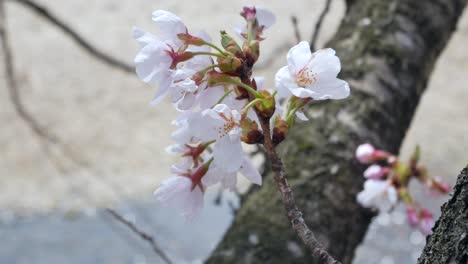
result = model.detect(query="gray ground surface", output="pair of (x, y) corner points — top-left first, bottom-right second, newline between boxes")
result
(1, 0), (467, 263)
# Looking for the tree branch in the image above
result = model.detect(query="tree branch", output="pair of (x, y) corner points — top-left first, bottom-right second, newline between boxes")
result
(310, 0), (332, 51)
(291, 16), (302, 43)
(105, 208), (173, 264)
(11, 0), (133, 73)
(258, 116), (340, 264)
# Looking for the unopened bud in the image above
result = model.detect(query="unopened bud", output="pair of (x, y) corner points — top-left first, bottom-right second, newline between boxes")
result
(254, 90), (275, 119)
(406, 206), (419, 227)
(177, 33), (205, 46)
(244, 41), (260, 65)
(240, 6), (257, 21)
(273, 118), (288, 145)
(217, 54), (243, 75)
(364, 165), (389, 180)
(221, 31), (242, 55)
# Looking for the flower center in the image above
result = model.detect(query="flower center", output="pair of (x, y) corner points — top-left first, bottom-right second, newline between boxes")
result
(296, 67), (317, 87)
(216, 114), (238, 138)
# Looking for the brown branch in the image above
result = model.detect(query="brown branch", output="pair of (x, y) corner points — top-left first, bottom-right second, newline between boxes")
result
(291, 16), (302, 43)
(257, 115), (341, 264)
(12, 0), (133, 73)
(105, 208), (173, 264)
(1, 0), (59, 145)
(310, 0), (332, 51)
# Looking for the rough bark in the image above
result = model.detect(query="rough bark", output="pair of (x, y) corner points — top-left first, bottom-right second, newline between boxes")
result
(417, 165), (468, 264)
(206, 0), (467, 263)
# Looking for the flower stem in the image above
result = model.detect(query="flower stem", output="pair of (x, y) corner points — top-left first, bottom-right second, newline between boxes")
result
(213, 89), (233, 107)
(241, 98), (262, 116)
(190, 51), (226, 58)
(228, 77), (262, 98)
(202, 41), (227, 56)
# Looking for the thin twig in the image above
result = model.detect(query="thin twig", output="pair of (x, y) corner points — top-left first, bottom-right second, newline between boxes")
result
(291, 16), (302, 43)
(105, 208), (173, 264)
(257, 117), (341, 264)
(12, 0), (133, 73)
(310, 0), (333, 51)
(1, 0), (60, 144)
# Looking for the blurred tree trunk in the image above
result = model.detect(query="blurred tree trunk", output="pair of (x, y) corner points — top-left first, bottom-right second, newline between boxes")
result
(417, 165), (468, 264)
(206, 0), (467, 263)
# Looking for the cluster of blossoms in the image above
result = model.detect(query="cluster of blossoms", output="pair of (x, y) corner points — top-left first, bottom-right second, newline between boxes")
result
(356, 143), (450, 235)
(133, 7), (349, 219)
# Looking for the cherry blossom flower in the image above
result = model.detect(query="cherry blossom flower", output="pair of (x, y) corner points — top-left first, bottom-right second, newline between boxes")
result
(133, 10), (213, 108)
(357, 179), (398, 212)
(190, 104), (244, 173)
(364, 164), (389, 180)
(154, 160), (204, 219)
(275, 41), (350, 100)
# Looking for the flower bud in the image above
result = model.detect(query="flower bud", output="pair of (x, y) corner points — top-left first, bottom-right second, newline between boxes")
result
(356, 143), (375, 164)
(254, 90), (276, 119)
(406, 206), (419, 227)
(272, 118), (288, 145)
(427, 177), (451, 194)
(240, 118), (263, 144)
(240, 6), (257, 21)
(243, 41), (260, 66)
(364, 165), (389, 180)
(221, 31), (242, 56)
(217, 54), (243, 75)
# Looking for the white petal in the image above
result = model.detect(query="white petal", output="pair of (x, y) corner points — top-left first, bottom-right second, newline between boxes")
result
(239, 157), (262, 185)
(213, 135), (243, 173)
(135, 42), (171, 83)
(310, 48), (340, 78)
(197, 85), (226, 109)
(152, 10), (186, 43)
(308, 79), (350, 100)
(287, 41), (312, 75)
(176, 92), (196, 111)
(150, 72), (172, 105)
(182, 185), (204, 220)
(132, 26), (157, 47)
(290, 87), (316, 98)
(275, 66), (295, 98)
(202, 166), (222, 186)
(154, 176), (191, 204)
(256, 7), (276, 29)
(222, 171), (238, 191)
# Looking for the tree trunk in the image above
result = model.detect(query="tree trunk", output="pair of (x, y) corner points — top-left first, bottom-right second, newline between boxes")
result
(417, 165), (468, 264)
(206, 0), (467, 263)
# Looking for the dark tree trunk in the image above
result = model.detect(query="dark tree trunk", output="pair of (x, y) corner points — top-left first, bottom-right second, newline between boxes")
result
(206, 0), (467, 263)
(417, 165), (468, 264)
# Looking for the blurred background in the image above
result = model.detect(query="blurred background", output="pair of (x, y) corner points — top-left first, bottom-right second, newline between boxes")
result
(0, 0), (467, 263)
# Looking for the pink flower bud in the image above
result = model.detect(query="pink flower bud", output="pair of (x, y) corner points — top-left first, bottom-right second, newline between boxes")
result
(364, 165), (389, 180)
(433, 177), (451, 193)
(406, 206), (419, 227)
(356, 143), (375, 163)
(241, 6), (257, 21)
(419, 208), (435, 235)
